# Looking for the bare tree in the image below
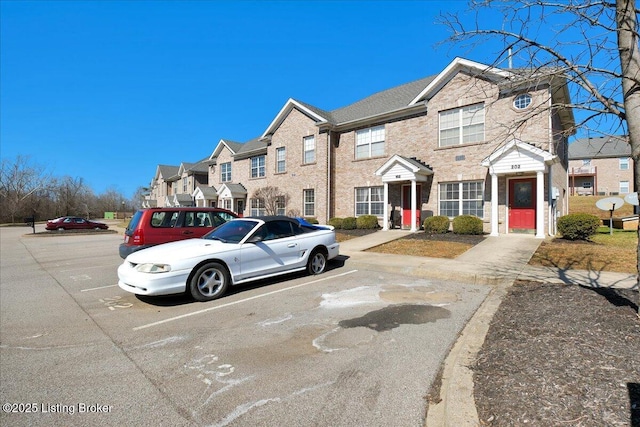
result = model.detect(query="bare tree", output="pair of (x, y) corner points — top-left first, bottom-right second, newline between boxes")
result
(0, 155), (52, 223)
(439, 0), (639, 311)
(252, 186), (289, 216)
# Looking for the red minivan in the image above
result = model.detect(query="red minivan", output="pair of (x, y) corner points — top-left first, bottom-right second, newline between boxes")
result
(119, 207), (237, 259)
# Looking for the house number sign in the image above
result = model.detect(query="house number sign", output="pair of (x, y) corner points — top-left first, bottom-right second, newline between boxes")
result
(511, 164), (521, 170)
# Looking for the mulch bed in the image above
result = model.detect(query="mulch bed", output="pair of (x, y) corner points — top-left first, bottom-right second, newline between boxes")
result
(473, 280), (640, 426)
(336, 228), (486, 245)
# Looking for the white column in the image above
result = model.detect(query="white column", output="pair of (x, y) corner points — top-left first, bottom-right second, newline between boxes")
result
(491, 173), (499, 236)
(383, 182), (389, 231)
(536, 170), (545, 238)
(410, 180), (417, 232)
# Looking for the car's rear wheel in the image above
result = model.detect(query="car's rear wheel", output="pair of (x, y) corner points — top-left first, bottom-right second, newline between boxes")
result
(189, 262), (229, 301)
(307, 249), (327, 275)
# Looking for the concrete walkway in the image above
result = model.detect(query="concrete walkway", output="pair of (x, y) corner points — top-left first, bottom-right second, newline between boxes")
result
(337, 230), (637, 427)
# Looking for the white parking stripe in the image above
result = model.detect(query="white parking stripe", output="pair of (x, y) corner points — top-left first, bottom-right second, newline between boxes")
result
(81, 284), (119, 292)
(133, 270), (358, 331)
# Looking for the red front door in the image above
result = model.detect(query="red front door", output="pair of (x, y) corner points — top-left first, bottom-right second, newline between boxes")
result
(401, 184), (421, 229)
(509, 178), (536, 231)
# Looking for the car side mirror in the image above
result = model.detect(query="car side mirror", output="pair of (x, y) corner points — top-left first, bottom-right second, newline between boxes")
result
(246, 234), (264, 243)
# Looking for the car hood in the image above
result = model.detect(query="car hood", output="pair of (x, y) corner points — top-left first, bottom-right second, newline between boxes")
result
(125, 238), (236, 264)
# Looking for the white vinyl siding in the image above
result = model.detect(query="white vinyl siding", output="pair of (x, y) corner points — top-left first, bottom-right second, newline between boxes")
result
(439, 104), (484, 147)
(355, 126), (385, 159)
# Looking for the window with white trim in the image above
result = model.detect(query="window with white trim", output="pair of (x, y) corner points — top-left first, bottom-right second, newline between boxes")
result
(221, 162), (232, 182)
(355, 125), (385, 159)
(276, 196), (286, 215)
(251, 155), (266, 178)
(620, 181), (630, 194)
(620, 157), (630, 170)
(439, 104), (484, 147)
(439, 181), (484, 218)
(250, 198), (266, 216)
(514, 94), (532, 109)
(303, 136), (315, 164)
(182, 177), (188, 192)
(303, 189), (315, 216)
(276, 147), (286, 173)
(355, 187), (384, 216)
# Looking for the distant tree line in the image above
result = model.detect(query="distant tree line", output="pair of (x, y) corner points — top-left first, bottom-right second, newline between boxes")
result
(0, 155), (145, 224)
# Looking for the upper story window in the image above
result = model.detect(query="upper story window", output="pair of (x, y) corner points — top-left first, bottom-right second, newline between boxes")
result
(514, 93), (532, 109)
(439, 104), (484, 147)
(182, 177), (188, 192)
(221, 162), (232, 182)
(355, 125), (385, 159)
(276, 147), (286, 173)
(251, 155), (266, 178)
(620, 157), (630, 170)
(303, 136), (315, 164)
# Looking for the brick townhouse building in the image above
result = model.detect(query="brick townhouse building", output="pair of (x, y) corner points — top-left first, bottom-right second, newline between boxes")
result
(144, 57), (575, 238)
(568, 135), (633, 196)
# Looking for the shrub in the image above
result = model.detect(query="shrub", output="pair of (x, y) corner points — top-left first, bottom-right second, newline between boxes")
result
(342, 217), (357, 230)
(304, 217), (319, 224)
(557, 213), (601, 240)
(356, 215), (380, 229)
(452, 215), (483, 235)
(423, 216), (450, 234)
(327, 217), (343, 229)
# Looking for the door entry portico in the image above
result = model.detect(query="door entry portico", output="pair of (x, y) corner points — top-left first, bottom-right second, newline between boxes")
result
(375, 155), (433, 232)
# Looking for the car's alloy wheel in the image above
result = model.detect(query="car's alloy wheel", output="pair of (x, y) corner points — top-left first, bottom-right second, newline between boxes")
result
(307, 250), (327, 275)
(189, 262), (229, 302)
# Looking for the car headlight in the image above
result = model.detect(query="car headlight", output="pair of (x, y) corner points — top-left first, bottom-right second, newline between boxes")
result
(135, 263), (171, 273)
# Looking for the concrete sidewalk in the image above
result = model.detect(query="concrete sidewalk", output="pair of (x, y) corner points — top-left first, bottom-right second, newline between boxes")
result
(337, 230), (637, 427)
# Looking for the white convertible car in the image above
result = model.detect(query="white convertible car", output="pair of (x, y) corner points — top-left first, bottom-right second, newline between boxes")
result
(118, 216), (340, 301)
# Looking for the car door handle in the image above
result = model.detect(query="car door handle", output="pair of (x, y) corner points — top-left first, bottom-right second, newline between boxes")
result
(183, 230), (194, 235)
(287, 243), (297, 248)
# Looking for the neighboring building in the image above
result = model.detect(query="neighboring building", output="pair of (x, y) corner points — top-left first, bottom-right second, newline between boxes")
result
(146, 57), (576, 238)
(143, 165), (179, 208)
(568, 136), (633, 196)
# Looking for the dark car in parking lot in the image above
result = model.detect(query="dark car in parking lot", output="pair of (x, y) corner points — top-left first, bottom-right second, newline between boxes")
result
(46, 216), (109, 231)
(119, 207), (238, 259)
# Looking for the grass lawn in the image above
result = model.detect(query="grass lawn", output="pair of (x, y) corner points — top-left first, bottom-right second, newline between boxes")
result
(340, 195), (639, 273)
(530, 227), (637, 273)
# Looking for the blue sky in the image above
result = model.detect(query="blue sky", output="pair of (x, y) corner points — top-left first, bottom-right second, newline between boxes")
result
(1, 1), (519, 199)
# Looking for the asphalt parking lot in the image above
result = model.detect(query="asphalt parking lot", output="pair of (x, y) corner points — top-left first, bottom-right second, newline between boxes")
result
(1, 225), (489, 426)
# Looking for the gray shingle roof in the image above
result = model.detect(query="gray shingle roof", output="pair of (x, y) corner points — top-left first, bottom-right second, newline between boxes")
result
(327, 75), (437, 124)
(158, 165), (179, 179)
(196, 185), (218, 198)
(568, 136), (630, 159)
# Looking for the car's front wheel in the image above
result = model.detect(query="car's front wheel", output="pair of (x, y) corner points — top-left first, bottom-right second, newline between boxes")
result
(189, 262), (229, 302)
(307, 249), (327, 275)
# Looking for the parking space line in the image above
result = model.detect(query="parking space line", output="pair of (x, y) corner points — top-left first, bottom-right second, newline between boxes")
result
(81, 284), (119, 292)
(133, 269), (358, 331)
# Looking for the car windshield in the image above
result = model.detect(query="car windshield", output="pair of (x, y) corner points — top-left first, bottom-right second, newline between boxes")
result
(203, 219), (259, 243)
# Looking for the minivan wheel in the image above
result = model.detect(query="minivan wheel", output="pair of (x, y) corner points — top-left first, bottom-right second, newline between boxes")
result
(307, 249), (327, 275)
(189, 262), (229, 302)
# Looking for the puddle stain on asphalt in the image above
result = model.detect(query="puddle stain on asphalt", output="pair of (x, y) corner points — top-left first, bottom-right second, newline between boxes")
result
(338, 304), (451, 332)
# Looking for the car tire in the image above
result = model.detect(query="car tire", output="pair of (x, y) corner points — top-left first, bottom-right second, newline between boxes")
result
(189, 262), (229, 302)
(307, 249), (327, 275)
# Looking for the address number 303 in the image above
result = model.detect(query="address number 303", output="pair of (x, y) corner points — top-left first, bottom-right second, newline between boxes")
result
(511, 164), (521, 170)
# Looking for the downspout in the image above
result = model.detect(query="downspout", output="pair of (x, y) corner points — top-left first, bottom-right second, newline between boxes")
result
(326, 131), (331, 223)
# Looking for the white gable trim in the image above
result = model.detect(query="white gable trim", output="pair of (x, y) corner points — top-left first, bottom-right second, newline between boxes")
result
(260, 98), (329, 140)
(375, 155), (433, 183)
(481, 139), (557, 175)
(210, 139), (240, 159)
(409, 57), (514, 105)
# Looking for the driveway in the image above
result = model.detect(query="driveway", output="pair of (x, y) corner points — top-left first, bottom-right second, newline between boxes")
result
(1, 225), (488, 426)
